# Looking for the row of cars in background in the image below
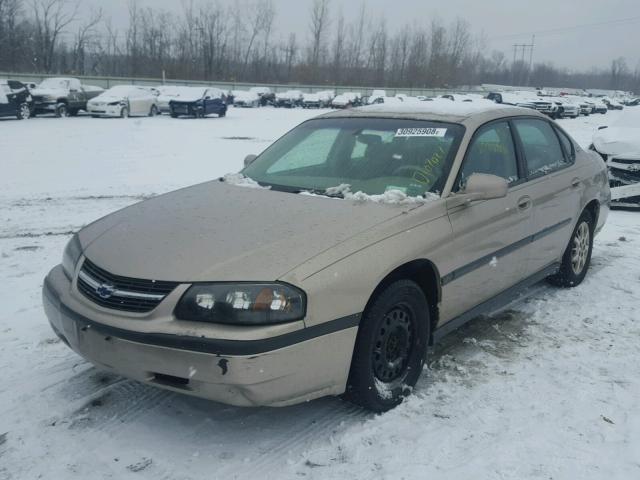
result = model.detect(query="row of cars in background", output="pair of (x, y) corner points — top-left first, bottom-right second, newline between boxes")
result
(0, 77), (228, 120)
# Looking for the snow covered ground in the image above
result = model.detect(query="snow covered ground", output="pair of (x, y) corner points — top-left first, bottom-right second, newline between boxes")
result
(1, 108), (638, 480)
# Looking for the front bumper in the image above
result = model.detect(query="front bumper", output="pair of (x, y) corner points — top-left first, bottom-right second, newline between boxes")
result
(87, 104), (122, 117)
(42, 265), (358, 407)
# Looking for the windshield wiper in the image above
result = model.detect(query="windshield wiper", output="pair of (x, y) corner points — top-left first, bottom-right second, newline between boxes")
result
(298, 188), (344, 199)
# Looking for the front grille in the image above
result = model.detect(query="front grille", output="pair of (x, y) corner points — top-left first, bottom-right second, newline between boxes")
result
(77, 258), (179, 313)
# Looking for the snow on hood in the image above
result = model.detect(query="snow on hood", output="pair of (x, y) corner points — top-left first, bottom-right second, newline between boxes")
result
(31, 87), (68, 97)
(325, 183), (438, 205)
(222, 173), (270, 189)
(169, 88), (208, 102)
(233, 90), (259, 102)
(593, 108), (640, 156)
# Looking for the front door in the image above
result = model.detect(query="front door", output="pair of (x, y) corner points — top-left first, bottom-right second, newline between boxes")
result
(441, 121), (533, 321)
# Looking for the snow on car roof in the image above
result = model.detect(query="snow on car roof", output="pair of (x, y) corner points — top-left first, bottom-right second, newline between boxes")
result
(325, 97), (523, 121)
(592, 108), (640, 156)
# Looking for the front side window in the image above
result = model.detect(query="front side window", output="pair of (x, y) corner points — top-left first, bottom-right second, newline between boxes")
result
(458, 121), (519, 189)
(513, 119), (566, 176)
(243, 118), (465, 196)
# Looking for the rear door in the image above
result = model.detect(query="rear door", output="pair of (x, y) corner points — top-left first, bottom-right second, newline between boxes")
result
(511, 118), (582, 275)
(442, 120), (533, 320)
(0, 84), (11, 115)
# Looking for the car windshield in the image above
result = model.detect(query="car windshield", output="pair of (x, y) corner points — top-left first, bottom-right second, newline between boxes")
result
(242, 117), (464, 197)
(39, 78), (70, 89)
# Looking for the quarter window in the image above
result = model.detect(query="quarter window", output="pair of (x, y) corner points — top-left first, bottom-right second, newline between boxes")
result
(514, 119), (566, 176)
(459, 122), (519, 188)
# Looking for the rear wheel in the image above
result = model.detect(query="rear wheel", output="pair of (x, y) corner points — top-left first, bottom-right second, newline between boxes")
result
(55, 103), (68, 118)
(345, 280), (429, 412)
(17, 103), (31, 120)
(149, 105), (158, 116)
(548, 210), (594, 288)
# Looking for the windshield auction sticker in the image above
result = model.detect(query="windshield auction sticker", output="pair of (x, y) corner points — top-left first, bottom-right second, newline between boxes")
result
(395, 127), (447, 137)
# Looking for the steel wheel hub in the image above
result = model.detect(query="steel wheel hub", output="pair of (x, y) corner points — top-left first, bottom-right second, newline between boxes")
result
(373, 306), (414, 383)
(571, 221), (590, 274)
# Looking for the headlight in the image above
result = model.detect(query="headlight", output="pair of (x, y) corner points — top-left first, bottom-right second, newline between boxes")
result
(62, 234), (82, 279)
(108, 101), (123, 106)
(174, 283), (306, 325)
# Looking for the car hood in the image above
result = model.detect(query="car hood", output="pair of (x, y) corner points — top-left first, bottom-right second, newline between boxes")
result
(90, 94), (125, 103)
(593, 127), (640, 156)
(79, 180), (418, 283)
(31, 88), (68, 98)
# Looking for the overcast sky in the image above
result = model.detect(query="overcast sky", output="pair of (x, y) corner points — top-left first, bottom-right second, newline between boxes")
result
(84, 0), (640, 71)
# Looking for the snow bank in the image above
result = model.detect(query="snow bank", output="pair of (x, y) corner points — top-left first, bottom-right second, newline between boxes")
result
(221, 173), (270, 189)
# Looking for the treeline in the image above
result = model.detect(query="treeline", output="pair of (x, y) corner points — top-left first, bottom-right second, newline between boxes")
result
(0, 0), (638, 92)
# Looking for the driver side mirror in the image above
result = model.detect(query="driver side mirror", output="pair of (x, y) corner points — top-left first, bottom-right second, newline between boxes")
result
(449, 173), (508, 208)
(244, 154), (258, 167)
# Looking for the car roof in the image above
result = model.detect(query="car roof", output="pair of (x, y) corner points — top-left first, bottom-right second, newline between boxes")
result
(318, 100), (545, 126)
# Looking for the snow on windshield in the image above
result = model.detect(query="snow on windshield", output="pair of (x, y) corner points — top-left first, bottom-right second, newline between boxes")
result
(103, 85), (143, 96)
(325, 183), (438, 205)
(38, 78), (70, 89)
(222, 173), (270, 189)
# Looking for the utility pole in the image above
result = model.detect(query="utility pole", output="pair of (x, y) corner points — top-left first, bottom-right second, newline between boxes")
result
(512, 36), (535, 86)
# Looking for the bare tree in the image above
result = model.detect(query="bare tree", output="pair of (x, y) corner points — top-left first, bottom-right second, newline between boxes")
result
(31, 0), (79, 72)
(71, 7), (102, 74)
(308, 0), (330, 69)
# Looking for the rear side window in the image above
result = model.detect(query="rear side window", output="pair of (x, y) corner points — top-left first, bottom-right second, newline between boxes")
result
(513, 119), (566, 176)
(554, 126), (575, 164)
(458, 121), (519, 188)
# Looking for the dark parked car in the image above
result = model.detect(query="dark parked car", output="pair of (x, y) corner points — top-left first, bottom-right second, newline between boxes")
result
(169, 87), (227, 118)
(31, 77), (103, 117)
(0, 80), (33, 120)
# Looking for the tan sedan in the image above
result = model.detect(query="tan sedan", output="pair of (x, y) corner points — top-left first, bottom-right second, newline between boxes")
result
(43, 103), (610, 411)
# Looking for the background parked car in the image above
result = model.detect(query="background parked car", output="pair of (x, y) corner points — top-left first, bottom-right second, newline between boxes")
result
(602, 97), (624, 110)
(302, 90), (335, 108)
(249, 86), (275, 106)
(548, 96), (580, 119)
(169, 87), (227, 118)
(331, 91), (362, 108)
(31, 77), (103, 117)
(87, 86), (159, 118)
(591, 108), (640, 207)
(232, 90), (260, 108)
(0, 80), (33, 120)
(155, 86), (195, 114)
(275, 90), (304, 108)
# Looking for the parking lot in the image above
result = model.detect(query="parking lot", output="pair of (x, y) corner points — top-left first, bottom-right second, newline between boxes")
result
(1, 107), (639, 479)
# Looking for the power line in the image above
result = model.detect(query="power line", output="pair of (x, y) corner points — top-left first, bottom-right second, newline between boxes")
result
(490, 15), (640, 41)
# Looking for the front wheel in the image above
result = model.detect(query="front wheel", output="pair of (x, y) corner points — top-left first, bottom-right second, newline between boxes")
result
(17, 103), (31, 120)
(149, 105), (158, 116)
(548, 210), (594, 288)
(120, 107), (129, 119)
(345, 280), (429, 412)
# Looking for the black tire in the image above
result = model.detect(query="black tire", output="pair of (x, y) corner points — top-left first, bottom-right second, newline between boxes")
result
(55, 103), (68, 118)
(68, 108), (79, 117)
(170, 113), (178, 118)
(149, 105), (158, 117)
(120, 107), (129, 119)
(345, 280), (429, 412)
(219, 109), (226, 118)
(548, 210), (594, 288)
(17, 103), (31, 120)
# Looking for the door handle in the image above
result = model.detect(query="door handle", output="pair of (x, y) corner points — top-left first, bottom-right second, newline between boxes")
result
(517, 196), (532, 211)
(571, 178), (581, 189)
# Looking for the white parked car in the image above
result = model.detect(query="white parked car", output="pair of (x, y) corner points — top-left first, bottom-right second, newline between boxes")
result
(331, 92), (362, 109)
(548, 96), (580, 119)
(275, 90), (304, 108)
(87, 86), (159, 118)
(232, 90), (261, 108)
(591, 108), (640, 207)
